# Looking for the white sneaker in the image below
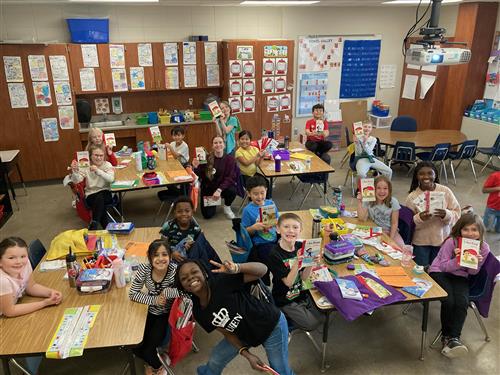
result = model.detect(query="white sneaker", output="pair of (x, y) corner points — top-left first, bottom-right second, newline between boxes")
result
(223, 205), (235, 219)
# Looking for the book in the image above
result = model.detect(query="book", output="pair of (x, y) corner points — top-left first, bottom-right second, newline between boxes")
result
(203, 196), (221, 207)
(76, 151), (90, 172)
(195, 147), (207, 164)
(356, 275), (392, 299)
(402, 278), (433, 297)
(76, 269), (113, 293)
(336, 278), (363, 301)
(315, 119), (325, 132)
(111, 179), (139, 189)
(351, 225), (382, 238)
(360, 178), (376, 202)
(302, 265), (333, 290)
(425, 191), (445, 214)
(259, 205), (277, 227)
(106, 222), (135, 234)
(457, 237), (480, 270)
(297, 238), (322, 268)
(353, 121), (364, 137)
(149, 126), (162, 143)
(104, 133), (116, 147)
(208, 101), (223, 118)
(340, 233), (364, 249)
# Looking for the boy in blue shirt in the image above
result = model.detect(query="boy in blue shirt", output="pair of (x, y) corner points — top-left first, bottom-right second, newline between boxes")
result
(241, 175), (279, 285)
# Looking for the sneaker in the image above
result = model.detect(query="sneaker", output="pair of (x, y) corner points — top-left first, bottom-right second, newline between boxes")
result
(223, 205), (235, 219)
(156, 347), (172, 369)
(441, 337), (468, 358)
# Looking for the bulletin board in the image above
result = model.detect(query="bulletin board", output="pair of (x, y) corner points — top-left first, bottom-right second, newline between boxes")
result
(296, 35), (381, 117)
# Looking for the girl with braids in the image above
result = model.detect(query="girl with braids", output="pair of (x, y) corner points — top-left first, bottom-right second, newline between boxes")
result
(192, 136), (238, 220)
(214, 101), (241, 155)
(405, 161), (461, 266)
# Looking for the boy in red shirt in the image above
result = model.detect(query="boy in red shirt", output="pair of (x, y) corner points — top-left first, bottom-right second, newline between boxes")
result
(305, 103), (332, 164)
(482, 171), (500, 233)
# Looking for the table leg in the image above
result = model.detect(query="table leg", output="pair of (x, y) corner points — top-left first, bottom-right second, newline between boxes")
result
(321, 311), (331, 372)
(117, 192), (123, 216)
(420, 301), (429, 361)
(15, 162), (27, 195)
(268, 177), (274, 198)
(2, 358), (11, 375)
(323, 179), (327, 205)
(128, 349), (136, 375)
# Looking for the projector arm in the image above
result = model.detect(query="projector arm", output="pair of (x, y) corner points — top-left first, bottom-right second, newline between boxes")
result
(419, 0), (446, 45)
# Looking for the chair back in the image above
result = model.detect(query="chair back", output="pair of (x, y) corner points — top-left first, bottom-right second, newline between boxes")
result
(391, 141), (416, 162)
(344, 126), (352, 146)
(390, 116), (417, 132)
(430, 143), (451, 162)
(28, 239), (47, 269)
(456, 139), (478, 160)
(468, 265), (489, 301)
(493, 133), (500, 155)
(231, 218), (253, 263)
(188, 232), (221, 271)
(298, 173), (328, 184)
(398, 205), (415, 245)
(233, 162), (246, 198)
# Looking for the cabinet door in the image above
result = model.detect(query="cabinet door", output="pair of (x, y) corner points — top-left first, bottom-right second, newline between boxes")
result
(97, 44), (114, 93)
(152, 42), (166, 90)
(125, 43), (155, 91)
(200, 41), (223, 89)
(68, 43), (104, 93)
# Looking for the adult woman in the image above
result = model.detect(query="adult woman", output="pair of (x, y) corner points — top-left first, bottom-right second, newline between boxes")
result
(71, 144), (115, 230)
(192, 136), (237, 220)
(175, 259), (295, 375)
(214, 101), (241, 155)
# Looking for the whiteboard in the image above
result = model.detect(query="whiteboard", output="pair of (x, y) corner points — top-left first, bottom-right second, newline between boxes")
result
(296, 34), (381, 118)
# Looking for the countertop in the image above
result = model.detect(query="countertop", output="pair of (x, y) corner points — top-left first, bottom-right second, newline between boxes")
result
(79, 119), (214, 133)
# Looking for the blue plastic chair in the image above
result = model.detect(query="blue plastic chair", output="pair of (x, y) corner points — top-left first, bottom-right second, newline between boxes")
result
(448, 139), (478, 185)
(476, 133), (500, 174)
(388, 141), (417, 175)
(390, 116), (417, 132)
(416, 143), (451, 183)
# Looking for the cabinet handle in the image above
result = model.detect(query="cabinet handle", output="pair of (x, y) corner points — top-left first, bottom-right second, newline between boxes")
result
(27, 112), (31, 120)
(36, 112), (40, 120)
(157, 80), (160, 88)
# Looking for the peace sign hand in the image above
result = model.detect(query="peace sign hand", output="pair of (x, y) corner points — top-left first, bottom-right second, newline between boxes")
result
(210, 260), (239, 274)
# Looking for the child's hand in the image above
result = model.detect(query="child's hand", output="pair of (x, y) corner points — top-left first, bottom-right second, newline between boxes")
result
(210, 260), (239, 274)
(434, 209), (447, 219)
(419, 211), (432, 221)
(245, 352), (266, 372)
(191, 159), (200, 168)
(89, 165), (98, 172)
(453, 248), (461, 257)
(172, 251), (186, 262)
(50, 290), (63, 304)
(356, 192), (362, 201)
(44, 293), (60, 307)
(184, 240), (194, 250)
(212, 189), (221, 199)
(252, 222), (267, 232)
(71, 160), (78, 172)
(477, 253), (484, 263)
(156, 294), (167, 306)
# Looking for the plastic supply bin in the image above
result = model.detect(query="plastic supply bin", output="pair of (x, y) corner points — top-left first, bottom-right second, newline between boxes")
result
(66, 18), (109, 44)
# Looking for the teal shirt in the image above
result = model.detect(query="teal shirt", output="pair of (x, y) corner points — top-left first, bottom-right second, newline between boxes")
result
(223, 116), (241, 154)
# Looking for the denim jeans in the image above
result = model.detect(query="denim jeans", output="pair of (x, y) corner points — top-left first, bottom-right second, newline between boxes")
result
(484, 207), (500, 233)
(197, 312), (294, 375)
(413, 245), (440, 267)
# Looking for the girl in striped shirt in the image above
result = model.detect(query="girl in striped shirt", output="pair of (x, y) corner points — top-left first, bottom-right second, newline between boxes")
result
(129, 239), (180, 375)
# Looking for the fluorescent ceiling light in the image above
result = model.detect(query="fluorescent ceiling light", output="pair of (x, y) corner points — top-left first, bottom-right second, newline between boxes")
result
(69, 0), (159, 3)
(241, 1), (320, 5)
(383, 0), (461, 4)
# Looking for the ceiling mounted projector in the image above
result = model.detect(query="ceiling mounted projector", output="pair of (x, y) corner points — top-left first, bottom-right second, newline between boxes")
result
(405, 47), (472, 66)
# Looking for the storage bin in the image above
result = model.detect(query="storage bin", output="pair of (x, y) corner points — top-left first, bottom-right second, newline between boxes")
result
(272, 149), (290, 161)
(159, 114), (171, 124)
(199, 110), (212, 121)
(136, 115), (148, 125)
(66, 18), (109, 44)
(148, 112), (159, 124)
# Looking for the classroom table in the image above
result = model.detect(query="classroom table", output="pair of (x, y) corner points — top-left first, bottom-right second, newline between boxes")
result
(0, 149), (26, 204)
(258, 142), (335, 199)
(371, 128), (467, 148)
(287, 210), (447, 372)
(0, 227), (161, 375)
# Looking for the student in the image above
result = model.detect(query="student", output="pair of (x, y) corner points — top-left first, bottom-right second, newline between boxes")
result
(429, 214), (490, 358)
(267, 213), (324, 332)
(241, 175), (279, 284)
(160, 196), (201, 263)
(129, 239), (180, 375)
(235, 130), (265, 186)
(357, 175), (405, 249)
(482, 170), (500, 233)
(192, 136), (237, 220)
(405, 161), (461, 266)
(175, 259), (295, 375)
(71, 145), (115, 230)
(0, 237), (62, 317)
(305, 103), (333, 164)
(166, 126), (189, 167)
(86, 127), (118, 166)
(215, 101), (241, 155)
(354, 120), (392, 179)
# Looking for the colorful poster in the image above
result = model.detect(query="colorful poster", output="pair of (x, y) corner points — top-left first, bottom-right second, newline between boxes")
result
(182, 42), (197, 65)
(275, 76), (287, 93)
(94, 98), (110, 114)
(112, 68), (128, 92)
(264, 45), (288, 58)
(229, 60), (242, 78)
(41, 118), (59, 142)
(242, 96), (255, 113)
(242, 60), (255, 78)
(297, 71), (328, 116)
(53, 81), (72, 105)
(138, 43), (153, 67)
(49, 55), (69, 81)
(79, 68), (97, 91)
(280, 94), (291, 111)
(229, 79), (242, 96)
(7, 83), (28, 108)
(263, 58), (275, 76)
(28, 55), (48, 81)
(267, 95), (279, 112)
(109, 44), (125, 68)
(58, 105), (75, 129)
(163, 43), (178, 66)
(275, 58), (288, 75)
(206, 65), (220, 87)
(204, 42), (218, 65)
(165, 67), (179, 89)
(229, 97), (242, 114)
(298, 37), (343, 72)
(243, 79), (255, 95)
(32, 81), (52, 107)
(262, 76), (274, 94)
(130, 67), (145, 90)
(81, 44), (99, 67)
(3, 56), (24, 82)
(183, 65), (197, 88)
(237, 46), (253, 60)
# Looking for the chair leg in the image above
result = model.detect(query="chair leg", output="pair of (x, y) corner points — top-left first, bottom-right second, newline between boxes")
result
(340, 152), (349, 169)
(298, 184), (314, 210)
(237, 194), (249, 215)
(440, 161), (448, 184)
(155, 201), (166, 222)
(9, 359), (32, 375)
(164, 202), (174, 224)
(314, 183), (324, 197)
(469, 158), (478, 182)
(470, 301), (490, 342)
(351, 173), (356, 197)
(430, 330), (442, 349)
(449, 160), (457, 186)
(304, 331), (322, 354)
(402, 304), (412, 315)
(289, 180), (302, 200)
(192, 340), (200, 353)
(455, 159), (464, 171)
(479, 155), (493, 174)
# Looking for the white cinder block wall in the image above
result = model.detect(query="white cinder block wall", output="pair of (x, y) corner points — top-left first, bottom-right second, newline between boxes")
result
(0, 3), (463, 133)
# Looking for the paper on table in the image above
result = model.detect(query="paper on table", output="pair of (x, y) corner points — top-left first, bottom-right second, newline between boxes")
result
(375, 266), (416, 288)
(125, 241), (149, 257)
(406, 64), (421, 71)
(419, 74), (436, 99)
(421, 65), (437, 72)
(402, 74), (418, 100)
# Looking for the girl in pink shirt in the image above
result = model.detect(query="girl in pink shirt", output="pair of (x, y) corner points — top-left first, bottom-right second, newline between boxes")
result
(0, 237), (62, 317)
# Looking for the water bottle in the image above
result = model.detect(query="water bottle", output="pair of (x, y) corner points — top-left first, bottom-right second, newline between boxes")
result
(134, 152), (143, 172)
(401, 245), (414, 267)
(305, 158), (311, 170)
(274, 154), (282, 172)
(312, 215), (322, 238)
(146, 151), (156, 170)
(112, 258), (126, 288)
(333, 187), (343, 211)
(66, 247), (78, 288)
(275, 115), (281, 138)
(284, 136), (290, 150)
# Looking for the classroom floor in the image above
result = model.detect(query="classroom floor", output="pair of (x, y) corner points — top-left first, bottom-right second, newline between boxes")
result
(1, 150), (499, 375)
